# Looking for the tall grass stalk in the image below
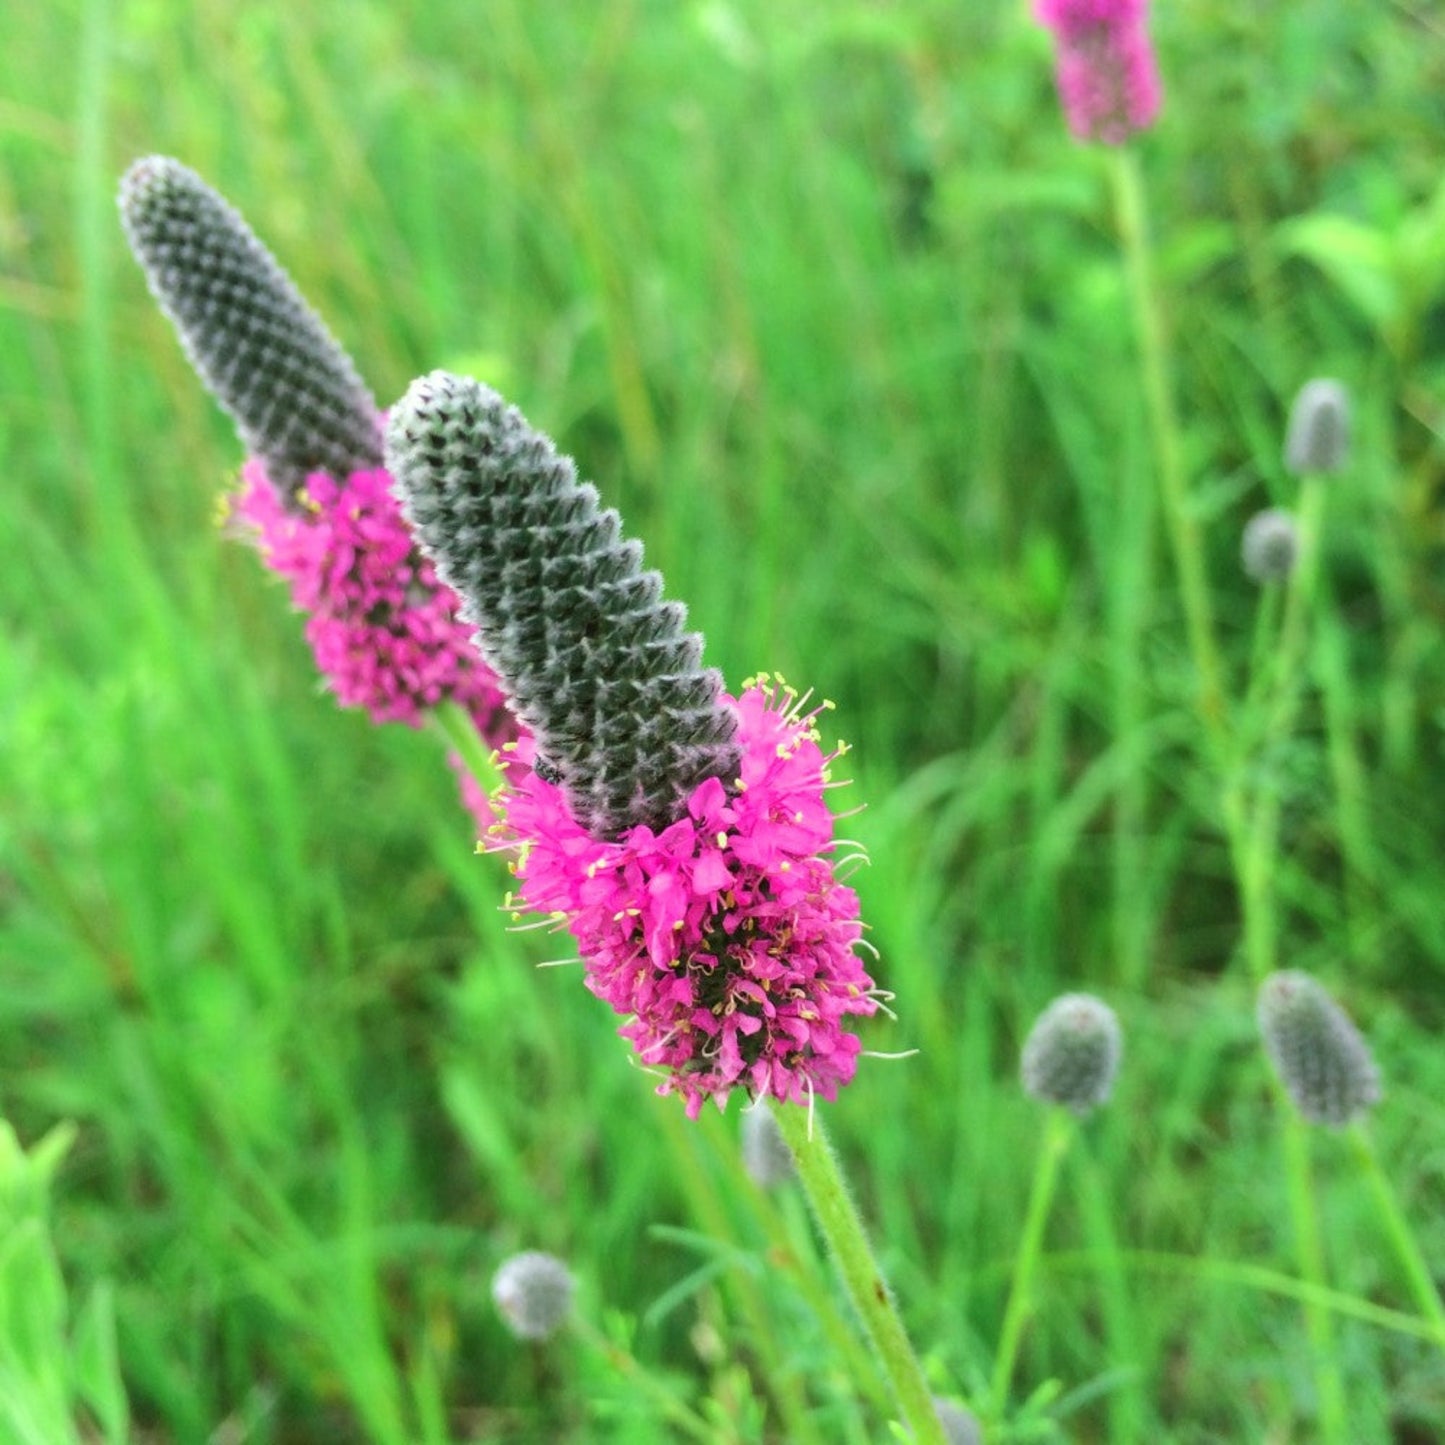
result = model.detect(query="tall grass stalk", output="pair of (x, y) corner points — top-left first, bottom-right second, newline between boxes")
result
(573, 1316), (719, 1444)
(1348, 1126), (1445, 1350)
(1279, 1115), (1349, 1441)
(988, 1106), (1072, 1421)
(1108, 146), (1350, 1443)
(1108, 150), (1226, 742)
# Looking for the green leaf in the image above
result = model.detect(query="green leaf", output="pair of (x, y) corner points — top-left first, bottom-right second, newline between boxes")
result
(1275, 213), (1399, 336)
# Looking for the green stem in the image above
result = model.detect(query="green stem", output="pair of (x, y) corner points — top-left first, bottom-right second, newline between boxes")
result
(1280, 1114), (1349, 1444)
(1262, 474), (1325, 745)
(1110, 148), (1228, 747)
(1241, 577), (1285, 728)
(1074, 1137), (1147, 1444)
(431, 700), (505, 800)
(771, 1107), (946, 1445)
(989, 1108), (1072, 1420)
(1349, 1125), (1445, 1349)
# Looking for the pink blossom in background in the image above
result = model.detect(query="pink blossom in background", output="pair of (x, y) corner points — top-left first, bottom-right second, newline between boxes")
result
(232, 458), (520, 759)
(1035, 0), (1161, 145)
(497, 680), (879, 1117)
(1034, 0), (1146, 38)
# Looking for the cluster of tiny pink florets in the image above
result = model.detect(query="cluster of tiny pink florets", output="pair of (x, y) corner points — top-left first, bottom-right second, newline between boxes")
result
(1034, 0), (1161, 145)
(232, 460), (519, 784)
(497, 680), (879, 1117)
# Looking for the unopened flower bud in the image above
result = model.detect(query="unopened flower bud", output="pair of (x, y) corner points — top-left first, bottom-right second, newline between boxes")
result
(740, 1104), (795, 1188)
(1241, 508), (1299, 585)
(1257, 971), (1380, 1127)
(932, 1397), (983, 1445)
(492, 1252), (575, 1341)
(1021, 993), (1122, 1116)
(1284, 379), (1351, 475)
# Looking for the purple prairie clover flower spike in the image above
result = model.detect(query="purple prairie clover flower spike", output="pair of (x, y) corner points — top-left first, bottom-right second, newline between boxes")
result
(385, 371), (741, 840)
(1021, 993), (1122, 1116)
(1241, 508), (1300, 585)
(491, 1252), (574, 1341)
(1034, 0), (1161, 145)
(231, 461), (517, 741)
(740, 1103), (795, 1188)
(1284, 378), (1351, 475)
(386, 374), (878, 1116)
(499, 677), (878, 1117)
(931, 1399), (983, 1445)
(1257, 972), (1381, 1127)
(119, 156), (381, 494)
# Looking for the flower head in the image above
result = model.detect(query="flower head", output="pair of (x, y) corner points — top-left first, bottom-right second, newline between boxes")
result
(1284, 379), (1351, 475)
(1021, 993), (1122, 1115)
(491, 1252), (575, 1341)
(232, 459), (516, 741)
(1257, 971), (1380, 1127)
(1034, 0), (1161, 145)
(500, 679), (878, 1117)
(385, 374), (880, 1114)
(1241, 508), (1300, 585)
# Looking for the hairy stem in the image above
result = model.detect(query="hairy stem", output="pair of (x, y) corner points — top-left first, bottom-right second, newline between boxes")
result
(772, 1106), (946, 1445)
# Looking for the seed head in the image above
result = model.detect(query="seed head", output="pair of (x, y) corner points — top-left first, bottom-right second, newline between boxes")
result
(1021, 993), (1122, 1116)
(1284, 379), (1351, 475)
(1257, 971), (1381, 1127)
(491, 1252), (575, 1341)
(1241, 508), (1299, 585)
(119, 155), (380, 492)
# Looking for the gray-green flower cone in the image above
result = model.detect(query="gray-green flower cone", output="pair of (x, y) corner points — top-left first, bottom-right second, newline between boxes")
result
(385, 370), (741, 839)
(1257, 971), (1381, 1127)
(119, 155), (381, 492)
(1241, 508), (1299, 584)
(491, 1252), (574, 1341)
(1283, 378), (1351, 475)
(932, 1398), (983, 1445)
(1021, 993), (1122, 1116)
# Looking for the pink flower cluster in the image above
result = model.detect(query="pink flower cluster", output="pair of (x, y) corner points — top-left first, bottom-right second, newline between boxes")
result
(232, 459), (518, 771)
(1035, 0), (1161, 145)
(497, 680), (879, 1117)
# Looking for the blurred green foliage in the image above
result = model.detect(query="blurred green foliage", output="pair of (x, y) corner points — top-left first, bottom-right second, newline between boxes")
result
(2, 0), (1444, 1440)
